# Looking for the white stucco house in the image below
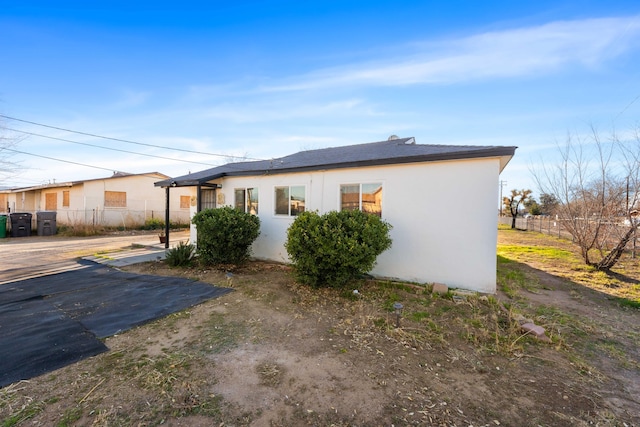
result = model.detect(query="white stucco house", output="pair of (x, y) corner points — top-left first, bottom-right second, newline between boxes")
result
(156, 137), (516, 293)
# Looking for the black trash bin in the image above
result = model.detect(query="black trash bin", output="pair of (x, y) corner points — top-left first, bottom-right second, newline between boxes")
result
(37, 211), (57, 236)
(10, 213), (33, 237)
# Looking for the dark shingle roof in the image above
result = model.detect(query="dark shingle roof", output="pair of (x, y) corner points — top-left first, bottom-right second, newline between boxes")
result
(156, 137), (516, 187)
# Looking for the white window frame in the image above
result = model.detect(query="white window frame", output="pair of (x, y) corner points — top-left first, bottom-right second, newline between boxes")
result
(234, 187), (259, 214)
(274, 185), (306, 217)
(339, 182), (383, 216)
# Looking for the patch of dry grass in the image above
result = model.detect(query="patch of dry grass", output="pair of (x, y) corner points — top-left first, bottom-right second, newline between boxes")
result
(498, 228), (640, 306)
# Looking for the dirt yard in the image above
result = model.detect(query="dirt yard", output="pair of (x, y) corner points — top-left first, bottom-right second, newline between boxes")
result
(1, 229), (639, 426)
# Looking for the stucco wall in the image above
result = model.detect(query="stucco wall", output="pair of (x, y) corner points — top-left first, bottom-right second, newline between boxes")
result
(197, 157), (501, 293)
(26, 175), (194, 227)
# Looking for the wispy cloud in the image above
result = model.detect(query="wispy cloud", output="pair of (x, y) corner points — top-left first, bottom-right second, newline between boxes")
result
(261, 16), (640, 92)
(200, 98), (371, 123)
(109, 89), (152, 109)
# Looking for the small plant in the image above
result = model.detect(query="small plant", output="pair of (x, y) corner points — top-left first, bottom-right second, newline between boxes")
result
(191, 207), (260, 265)
(285, 209), (392, 288)
(165, 241), (195, 267)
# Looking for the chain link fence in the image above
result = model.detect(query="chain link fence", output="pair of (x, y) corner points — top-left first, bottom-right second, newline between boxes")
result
(498, 215), (639, 258)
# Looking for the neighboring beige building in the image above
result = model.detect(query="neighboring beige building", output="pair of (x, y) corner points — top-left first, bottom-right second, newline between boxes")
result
(1, 172), (194, 228)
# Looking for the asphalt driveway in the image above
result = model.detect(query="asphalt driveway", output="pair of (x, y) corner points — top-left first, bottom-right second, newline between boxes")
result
(0, 233), (231, 387)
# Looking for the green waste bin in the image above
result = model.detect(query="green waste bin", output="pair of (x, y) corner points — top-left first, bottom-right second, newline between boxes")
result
(0, 215), (6, 238)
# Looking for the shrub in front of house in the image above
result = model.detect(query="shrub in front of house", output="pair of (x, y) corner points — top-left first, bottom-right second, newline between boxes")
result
(191, 207), (260, 265)
(165, 240), (196, 267)
(285, 210), (392, 287)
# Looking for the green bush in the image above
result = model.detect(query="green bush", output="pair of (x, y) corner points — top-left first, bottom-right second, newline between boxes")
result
(191, 207), (260, 265)
(165, 240), (195, 267)
(285, 210), (392, 288)
(142, 217), (165, 230)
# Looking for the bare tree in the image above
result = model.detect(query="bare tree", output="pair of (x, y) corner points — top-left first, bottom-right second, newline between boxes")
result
(533, 127), (640, 270)
(503, 189), (532, 229)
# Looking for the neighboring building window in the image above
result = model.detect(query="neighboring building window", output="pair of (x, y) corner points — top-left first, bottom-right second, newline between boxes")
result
(62, 190), (70, 207)
(340, 183), (382, 217)
(274, 185), (305, 216)
(45, 193), (58, 210)
(234, 188), (259, 214)
(180, 195), (190, 209)
(104, 191), (126, 208)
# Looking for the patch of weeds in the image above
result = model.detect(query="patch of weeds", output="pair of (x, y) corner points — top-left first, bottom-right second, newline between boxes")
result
(257, 362), (284, 387)
(615, 296), (640, 309)
(496, 256), (540, 297)
(340, 288), (362, 301)
(432, 304), (453, 316)
(162, 309), (192, 330)
(134, 353), (193, 392)
(408, 311), (430, 322)
(451, 297), (536, 355)
(425, 319), (442, 333)
(594, 339), (636, 368)
(381, 292), (402, 312)
(179, 394), (225, 419)
(56, 405), (82, 427)
(198, 312), (247, 354)
(1, 401), (45, 427)
(498, 245), (574, 260)
(534, 305), (582, 333)
(373, 318), (387, 329)
(567, 354), (604, 380)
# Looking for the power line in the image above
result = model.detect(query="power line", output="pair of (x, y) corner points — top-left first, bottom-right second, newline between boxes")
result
(3, 147), (134, 175)
(614, 93), (640, 121)
(6, 127), (218, 167)
(0, 113), (264, 161)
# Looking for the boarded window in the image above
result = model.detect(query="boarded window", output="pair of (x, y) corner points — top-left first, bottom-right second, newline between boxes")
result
(104, 191), (126, 208)
(0, 194), (6, 212)
(180, 195), (190, 209)
(62, 190), (70, 207)
(45, 193), (58, 210)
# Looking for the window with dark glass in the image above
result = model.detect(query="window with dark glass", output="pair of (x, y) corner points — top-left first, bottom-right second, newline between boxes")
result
(275, 185), (305, 216)
(234, 188), (259, 214)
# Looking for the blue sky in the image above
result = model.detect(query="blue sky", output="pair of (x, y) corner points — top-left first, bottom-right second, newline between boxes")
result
(2, 1), (640, 201)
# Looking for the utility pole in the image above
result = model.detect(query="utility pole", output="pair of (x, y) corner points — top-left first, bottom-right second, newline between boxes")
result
(499, 180), (507, 216)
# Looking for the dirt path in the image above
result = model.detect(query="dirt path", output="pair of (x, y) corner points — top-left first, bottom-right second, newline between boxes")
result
(0, 230), (188, 283)
(511, 262), (640, 421)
